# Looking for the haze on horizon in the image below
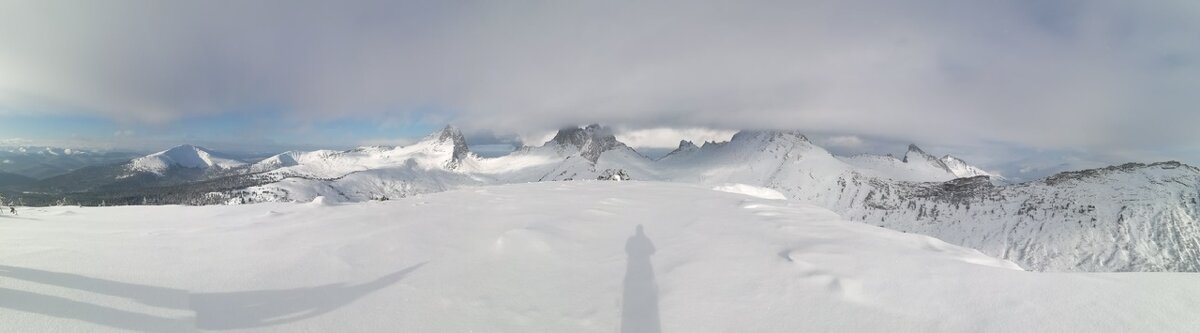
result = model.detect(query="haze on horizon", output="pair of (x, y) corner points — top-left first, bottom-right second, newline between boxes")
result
(1, 0), (1198, 181)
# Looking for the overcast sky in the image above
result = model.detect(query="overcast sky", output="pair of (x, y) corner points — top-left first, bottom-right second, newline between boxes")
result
(1, 0), (1198, 179)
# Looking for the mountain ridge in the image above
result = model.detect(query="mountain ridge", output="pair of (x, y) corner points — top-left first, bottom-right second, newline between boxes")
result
(6, 125), (1198, 273)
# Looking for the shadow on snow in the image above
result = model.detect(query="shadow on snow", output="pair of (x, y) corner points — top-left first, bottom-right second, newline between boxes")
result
(0, 263), (424, 331)
(621, 224), (661, 333)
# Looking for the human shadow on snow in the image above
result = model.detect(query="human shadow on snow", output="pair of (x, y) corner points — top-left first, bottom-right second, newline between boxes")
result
(620, 225), (662, 333)
(0, 263), (424, 331)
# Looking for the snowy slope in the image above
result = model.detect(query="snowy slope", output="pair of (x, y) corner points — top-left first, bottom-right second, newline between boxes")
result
(838, 145), (959, 183)
(941, 155), (998, 179)
(2, 182), (1198, 332)
(163, 126), (1200, 272)
(249, 126), (476, 180)
(837, 162), (1200, 272)
(237, 125), (655, 202)
(128, 145), (247, 175)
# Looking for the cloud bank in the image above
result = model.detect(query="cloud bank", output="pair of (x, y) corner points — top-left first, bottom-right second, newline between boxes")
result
(1, 0), (1198, 152)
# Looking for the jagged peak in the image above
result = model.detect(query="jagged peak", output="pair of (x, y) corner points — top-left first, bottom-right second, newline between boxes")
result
(902, 144), (941, 163)
(902, 144), (930, 161)
(900, 144), (953, 174)
(422, 125), (472, 169)
(660, 140), (700, 160)
(550, 124), (612, 145)
(545, 124), (629, 163)
(426, 125), (466, 145)
(677, 140), (698, 150)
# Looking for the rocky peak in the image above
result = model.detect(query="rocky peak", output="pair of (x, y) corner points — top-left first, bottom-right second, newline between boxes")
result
(902, 144), (931, 162)
(676, 140), (698, 151)
(547, 124), (628, 163)
(428, 125), (472, 169)
(661, 140), (700, 160)
(902, 144), (951, 171)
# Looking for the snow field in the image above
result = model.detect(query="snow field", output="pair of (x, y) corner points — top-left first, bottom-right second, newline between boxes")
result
(2, 182), (1198, 332)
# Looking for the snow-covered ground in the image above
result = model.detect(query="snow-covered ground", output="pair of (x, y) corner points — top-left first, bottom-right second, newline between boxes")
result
(2, 182), (1197, 332)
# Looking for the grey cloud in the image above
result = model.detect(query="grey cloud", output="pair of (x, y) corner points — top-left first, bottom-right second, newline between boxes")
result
(1, 0), (1198, 152)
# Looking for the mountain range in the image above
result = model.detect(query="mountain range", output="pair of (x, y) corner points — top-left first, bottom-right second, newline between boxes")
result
(0, 147), (142, 179)
(1, 125), (1196, 273)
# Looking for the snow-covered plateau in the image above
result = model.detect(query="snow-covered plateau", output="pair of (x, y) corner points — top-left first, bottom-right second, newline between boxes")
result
(3, 182), (1198, 332)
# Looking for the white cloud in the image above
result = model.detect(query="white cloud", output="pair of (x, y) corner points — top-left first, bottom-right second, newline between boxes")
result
(0, 0), (1198, 154)
(356, 138), (417, 147)
(0, 138), (32, 146)
(616, 127), (738, 149)
(822, 135), (865, 148)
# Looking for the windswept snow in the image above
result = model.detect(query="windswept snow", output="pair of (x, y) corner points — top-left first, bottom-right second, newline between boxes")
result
(1, 182), (1197, 332)
(712, 183), (787, 200)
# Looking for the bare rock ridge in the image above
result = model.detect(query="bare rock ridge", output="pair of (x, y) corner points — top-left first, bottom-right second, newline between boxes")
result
(666, 140), (699, 157)
(432, 125), (472, 169)
(548, 124), (629, 163)
(902, 144), (953, 172)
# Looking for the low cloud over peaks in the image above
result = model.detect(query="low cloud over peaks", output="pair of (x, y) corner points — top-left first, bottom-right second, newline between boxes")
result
(0, 0), (1198, 153)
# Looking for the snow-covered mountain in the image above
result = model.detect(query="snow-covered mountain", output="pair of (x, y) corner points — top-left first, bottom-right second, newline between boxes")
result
(128, 144), (248, 175)
(941, 155), (999, 179)
(0, 146), (141, 179)
(10, 145), (255, 194)
(839, 162), (1200, 271)
(47, 125), (1200, 273)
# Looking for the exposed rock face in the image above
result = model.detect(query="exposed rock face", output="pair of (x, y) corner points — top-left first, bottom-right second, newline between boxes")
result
(830, 162), (1200, 272)
(902, 144), (953, 173)
(435, 125), (472, 169)
(549, 124), (628, 163)
(597, 169), (631, 181)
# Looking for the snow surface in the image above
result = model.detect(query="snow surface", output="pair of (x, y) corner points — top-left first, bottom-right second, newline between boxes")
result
(2, 182), (1199, 332)
(712, 183), (787, 200)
